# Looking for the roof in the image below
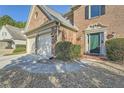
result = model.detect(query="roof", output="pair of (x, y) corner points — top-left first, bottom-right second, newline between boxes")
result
(5, 25), (26, 40)
(64, 5), (81, 17)
(38, 5), (78, 31)
(71, 5), (81, 9)
(63, 10), (73, 17)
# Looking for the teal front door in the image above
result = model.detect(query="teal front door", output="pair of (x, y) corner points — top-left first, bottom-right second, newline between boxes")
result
(89, 33), (100, 54)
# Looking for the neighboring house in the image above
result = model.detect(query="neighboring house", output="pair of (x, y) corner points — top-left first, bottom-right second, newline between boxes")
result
(25, 5), (124, 59)
(0, 24), (26, 49)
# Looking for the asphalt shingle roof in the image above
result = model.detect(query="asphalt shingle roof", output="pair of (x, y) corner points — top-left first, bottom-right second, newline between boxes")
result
(38, 5), (78, 31)
(5, 25), (26, 40)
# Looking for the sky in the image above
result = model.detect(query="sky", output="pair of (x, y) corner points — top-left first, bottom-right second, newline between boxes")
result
(0, 5), (71, 22)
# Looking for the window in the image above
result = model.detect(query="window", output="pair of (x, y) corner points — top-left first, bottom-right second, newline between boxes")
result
(2, 32), (4, 36)
(34, 12), (38, 19)
(91, 5), (102, 18)
(85, 5), (105, 19)
(2, 32), (7, 36)
(4, 32), (7, 36)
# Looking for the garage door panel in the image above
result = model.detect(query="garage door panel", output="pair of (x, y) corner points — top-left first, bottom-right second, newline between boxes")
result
(37, 33), (52, 58)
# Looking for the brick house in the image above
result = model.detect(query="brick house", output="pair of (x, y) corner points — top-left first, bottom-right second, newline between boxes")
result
(25, 5), (124, 59)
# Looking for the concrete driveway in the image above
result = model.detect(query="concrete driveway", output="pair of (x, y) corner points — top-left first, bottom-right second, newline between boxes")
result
(0, 54), (26, 69)
(0, 58), (124, 88)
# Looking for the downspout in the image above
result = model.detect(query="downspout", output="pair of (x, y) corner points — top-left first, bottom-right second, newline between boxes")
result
(35, 33), (39, 55)
(56, 22), (60, 42)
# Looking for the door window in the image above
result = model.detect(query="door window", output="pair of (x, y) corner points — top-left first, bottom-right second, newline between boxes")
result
(90, 33), (100, 54)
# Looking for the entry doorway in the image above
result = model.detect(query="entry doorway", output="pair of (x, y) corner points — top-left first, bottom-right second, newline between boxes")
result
(89, 33), (100, 54)
(87, 32), (104, 55)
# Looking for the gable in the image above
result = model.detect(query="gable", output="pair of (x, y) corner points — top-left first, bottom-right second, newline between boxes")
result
(26, 5), (78, 33)
(26, 6), (50, 31)
(0, 26), (12, 40)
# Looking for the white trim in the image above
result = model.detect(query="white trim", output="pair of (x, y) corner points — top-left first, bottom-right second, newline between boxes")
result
(85, 29), (107, 56)
(27, 29), (52, 38)
(88, 5), (91, 19)
(88, 5), (103, 19)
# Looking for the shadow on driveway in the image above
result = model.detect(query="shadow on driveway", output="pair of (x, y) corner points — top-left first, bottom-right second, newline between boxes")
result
(0, 54), (124, 88)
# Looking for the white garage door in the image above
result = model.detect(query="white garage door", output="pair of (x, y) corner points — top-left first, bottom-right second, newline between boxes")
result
(37, 33), (52, 58)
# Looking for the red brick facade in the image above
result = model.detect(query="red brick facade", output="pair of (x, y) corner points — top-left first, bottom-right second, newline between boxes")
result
(26, 5), (124, 57)
(27, 6), (77, 45)
(65, 5), (124, 55)
(27, 6), (49, 31)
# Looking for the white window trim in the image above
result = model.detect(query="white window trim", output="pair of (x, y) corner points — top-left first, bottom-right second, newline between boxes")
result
(88, 5), (91, 19)
(88, 5), (102, 19)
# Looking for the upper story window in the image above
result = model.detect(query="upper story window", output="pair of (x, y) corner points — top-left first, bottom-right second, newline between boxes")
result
(91, 5), (102, 17)
(85, 5), (105, 19)
(2, 32), (7, 36)
(5, 32), (7, 36)
(2, 32), (4, 36)
(34, 12), (38, 19)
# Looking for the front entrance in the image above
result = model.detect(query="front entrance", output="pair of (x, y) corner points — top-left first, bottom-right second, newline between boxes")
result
(89, 33), (100, 54)
(85, 23), (107, 56)
(86, 32), (104, 55)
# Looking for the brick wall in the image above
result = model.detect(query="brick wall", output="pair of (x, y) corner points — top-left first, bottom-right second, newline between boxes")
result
(68, 5), (124, 55)
(73, 5), (124, 37)
(27, 6), (49, 31)
(59, 26), (77, 45)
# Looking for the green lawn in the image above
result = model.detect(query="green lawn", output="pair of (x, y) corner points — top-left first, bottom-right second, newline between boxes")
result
(4, 45), (26, 56)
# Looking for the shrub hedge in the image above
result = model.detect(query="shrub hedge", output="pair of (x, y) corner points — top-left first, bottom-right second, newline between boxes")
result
(55, 41), (81, 60)
(105, 38), (124, 63)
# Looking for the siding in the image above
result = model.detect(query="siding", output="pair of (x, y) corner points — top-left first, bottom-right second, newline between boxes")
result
(0, 26), (12, 40)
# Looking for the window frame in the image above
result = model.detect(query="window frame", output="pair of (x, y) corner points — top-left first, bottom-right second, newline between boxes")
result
(2, 32), (7, 36)
(34, 12), (38, 19)
(87, 5), (105, 19)
(91, 5), (102, 18)
(2, 32), (4, 36)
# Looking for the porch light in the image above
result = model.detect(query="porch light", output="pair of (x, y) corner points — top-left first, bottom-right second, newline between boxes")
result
(77, 36), (83, 40)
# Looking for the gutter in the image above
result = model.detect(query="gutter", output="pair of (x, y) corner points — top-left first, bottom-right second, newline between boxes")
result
(60, 22), (78, 32)
(24, 20), (56, 35)
(56, 21), (61, 41)
(55, 19), (78, 32)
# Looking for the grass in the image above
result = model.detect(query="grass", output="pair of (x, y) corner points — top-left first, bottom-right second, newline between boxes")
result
(4, 45), (26, 56)
(4, 51), (26, 56)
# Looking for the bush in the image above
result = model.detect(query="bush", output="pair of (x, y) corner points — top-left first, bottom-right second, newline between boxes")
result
(70, 45), (81, 59)
(55, 41), (81, 60)
(105, 38), (124, 63)
(13, 44), (26, 53)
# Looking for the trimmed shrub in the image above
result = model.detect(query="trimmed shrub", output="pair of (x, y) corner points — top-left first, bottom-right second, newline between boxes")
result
(13, 44), (26, 53)
(70, 44), (81, 59)
(105, 38), (124, 63)
(55, 41), (81, 60)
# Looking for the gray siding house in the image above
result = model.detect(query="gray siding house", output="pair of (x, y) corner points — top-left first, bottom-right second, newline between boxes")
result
(0, 24), (26, 49)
